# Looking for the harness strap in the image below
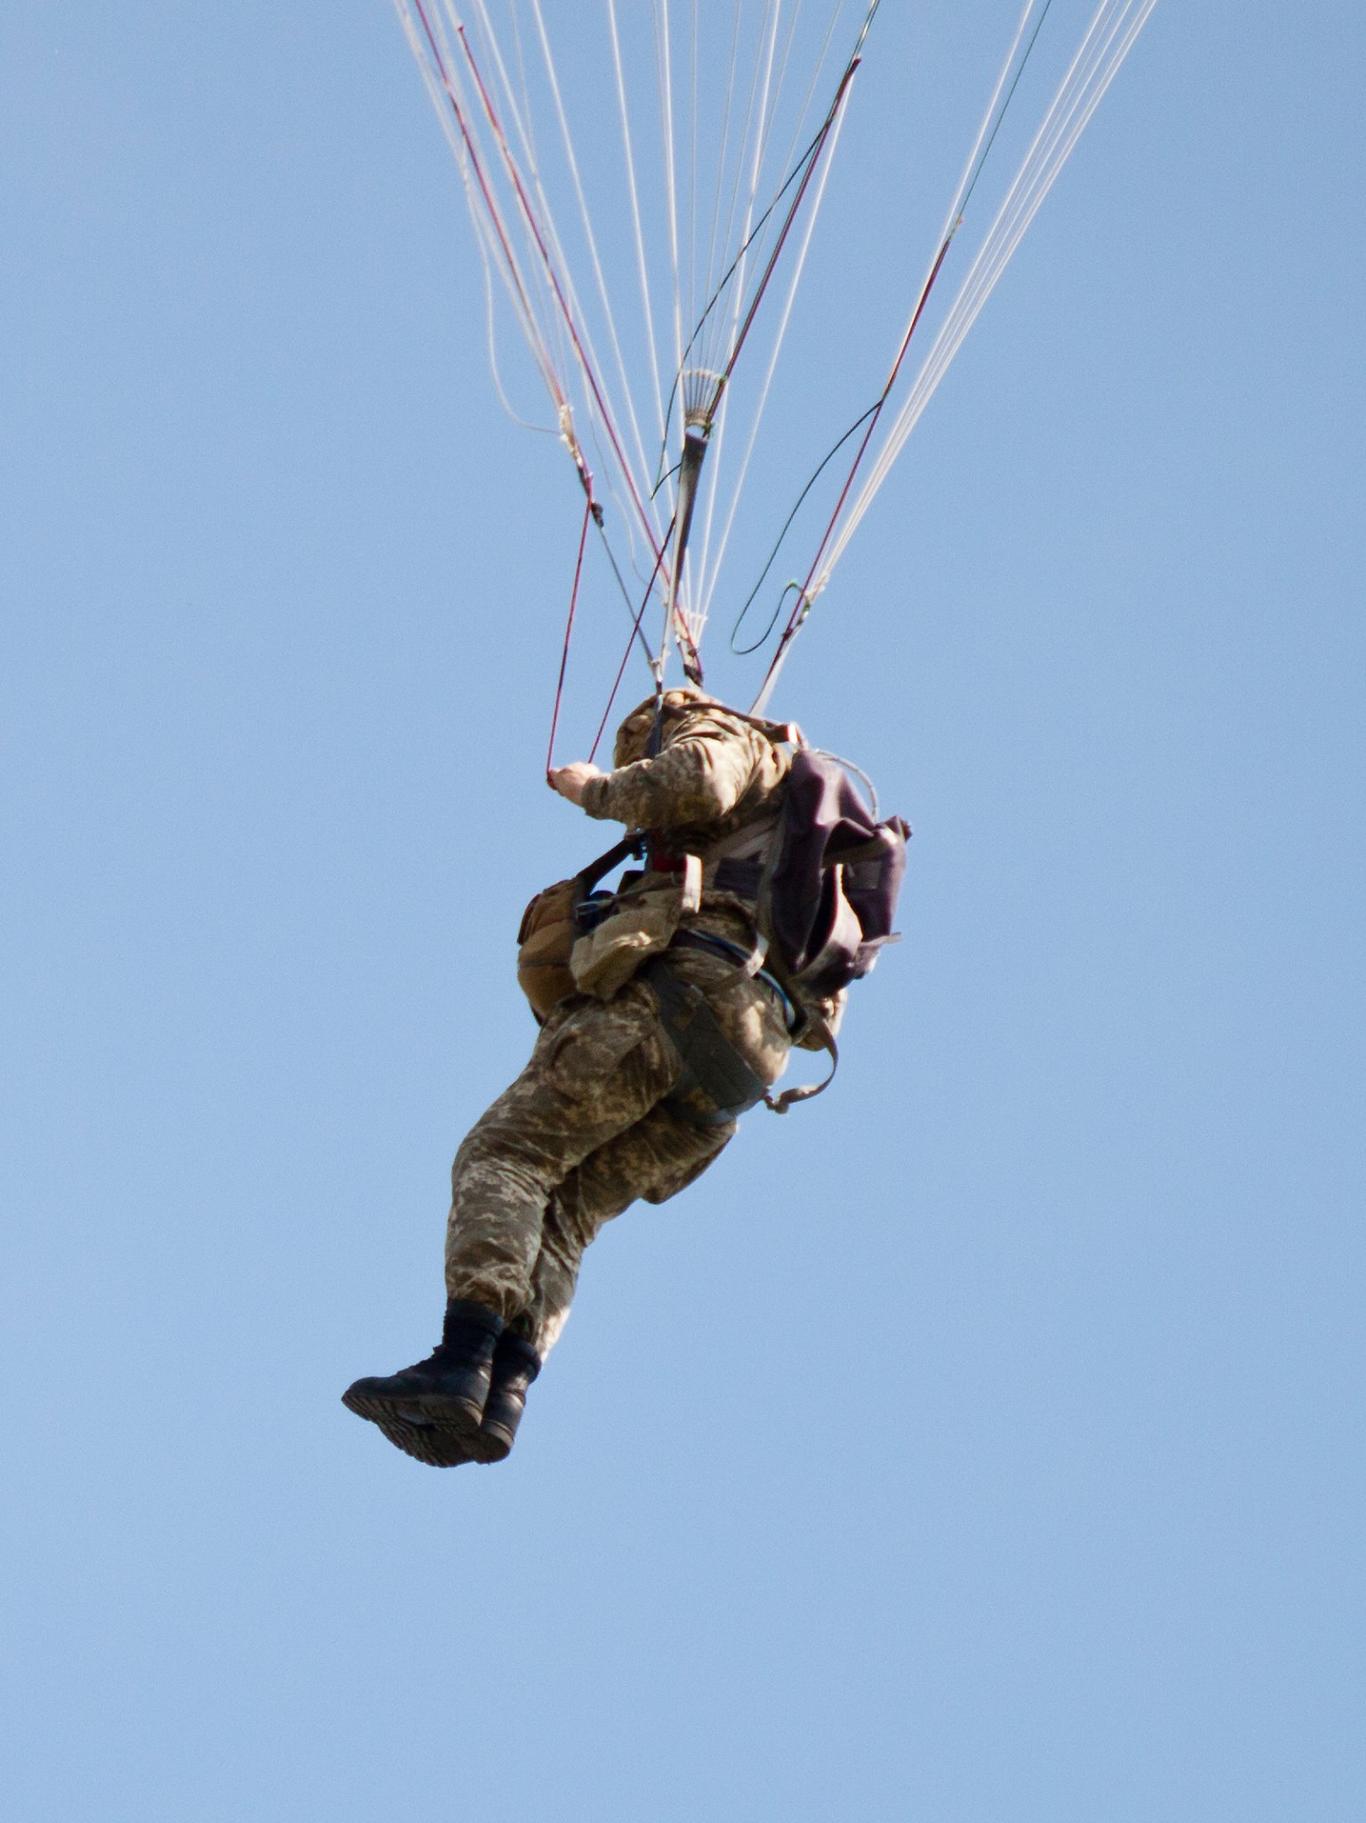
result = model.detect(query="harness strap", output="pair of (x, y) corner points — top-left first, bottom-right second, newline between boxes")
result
(666, 930), (840, 1115)
(643, 934), (840, 1124)
(643, 960), (769, 1130)
(576, 831), (646, 896)
(670, 927), (802, 1035)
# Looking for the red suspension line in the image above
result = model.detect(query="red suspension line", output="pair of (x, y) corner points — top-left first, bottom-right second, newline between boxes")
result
(703, 54), (864, 426)
(545, 494), (596, 779)
(755, 219), (959, 704)
(660, 47), (866, 685)
(585, 523), (680, 766)
(453, 22), (665, 572)
(409, 0), (569, 427)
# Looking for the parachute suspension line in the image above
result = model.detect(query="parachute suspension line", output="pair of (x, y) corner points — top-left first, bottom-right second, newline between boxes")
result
(656, 19), (864, 656)
(470, 197), (558, 438)
(749, 0), (1047, 709)
(586, 518), (682, 766)
(607, 0), (669, 460)
(656, 5), (687, 449)
(748, 212), (957, 712)
(446, 14), (668, 573)
(398, 2), (569, 433)
(822, 0), (1160, 586)
(404, 5), (664, 777)
(692, 0), (857, 608)
(686, 7), (701, 392)
(686, 0), (803, 632)
(641, 4), (864, 644)
(957, 0), (1058, 220)
(653, 102), (836, 489)
(747, 0), (1152, 710)
(403, 1), (617, 531)
(647, 7), (873, 461)
(704, 0), (783, 391)
(469, 5), (600, 435)
(464, 3), (587, 438)
(594, 518), (663, 674)
(728, 400), (880, 655)
(645, 3), (707, 679)
(696, 2), (748, 390)
(667, 425), (709, 684)
(525, 0), (662, 528)
(696, 41), (859, 619)
(545, 494), (596, 780)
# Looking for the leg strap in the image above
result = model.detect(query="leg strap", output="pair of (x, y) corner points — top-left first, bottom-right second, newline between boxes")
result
(642, 960), (769, 1129)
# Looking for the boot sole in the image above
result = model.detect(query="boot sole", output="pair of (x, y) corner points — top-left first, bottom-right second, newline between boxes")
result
(341, 1387), (485, 1469)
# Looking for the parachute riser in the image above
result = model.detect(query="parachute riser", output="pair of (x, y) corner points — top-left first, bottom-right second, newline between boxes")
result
(666, 425), (710, 686)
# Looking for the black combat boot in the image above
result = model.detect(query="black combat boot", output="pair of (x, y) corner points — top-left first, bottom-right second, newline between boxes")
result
(469, 1331), (542, 1464)
(342, 1299), (504, 1467)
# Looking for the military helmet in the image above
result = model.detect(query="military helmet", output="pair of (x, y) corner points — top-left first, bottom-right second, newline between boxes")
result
(612, 686), (718, 768)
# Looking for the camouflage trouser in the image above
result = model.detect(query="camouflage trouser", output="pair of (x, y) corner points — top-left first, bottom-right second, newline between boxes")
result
(445, 943), (792, 1357)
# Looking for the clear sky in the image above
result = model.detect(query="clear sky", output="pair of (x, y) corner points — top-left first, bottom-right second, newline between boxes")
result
(5, 6), (1364, 1821)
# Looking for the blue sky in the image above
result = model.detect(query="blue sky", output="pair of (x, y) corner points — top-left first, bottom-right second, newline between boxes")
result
(4, 6), (1364, 1821)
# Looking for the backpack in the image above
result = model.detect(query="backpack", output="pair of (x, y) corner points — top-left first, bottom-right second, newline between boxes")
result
(704, 739), (908, 1112)
(757, 745), (910, 1003)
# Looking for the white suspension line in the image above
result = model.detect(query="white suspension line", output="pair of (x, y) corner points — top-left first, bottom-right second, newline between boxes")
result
(444, 1), (569, 371)
(703, 0), (783, 386)
(451, 3), (670, 557)
(607, 0), (669, 460)
(817, 0), (1160, 590)
(905, 0), (1044, 404)
(698, 1), (748, 368)
(429, 0), (567, 404)
(687, 4), (702, 378)
(674, 0), (784, 637)
(703, 0), (776, 386)
(905, 0), (1148, 415)
(694, 66), (857, 627)
(463, 4), (575, 406)
(656, 4), (687, 440)
(395, 0), (567, 419)
(525, 0), (663, 530)
(691, 1), (857, 618)
(890, 0), (1154, 462)
(470, 179), (558, 435)
(764, 3), (856, 235)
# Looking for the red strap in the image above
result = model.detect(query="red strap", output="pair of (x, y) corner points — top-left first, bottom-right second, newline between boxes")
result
(545, 496), (594, 780)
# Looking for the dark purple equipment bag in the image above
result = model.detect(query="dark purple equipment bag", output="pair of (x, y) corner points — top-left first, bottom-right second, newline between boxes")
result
(762, 748), (910, 999)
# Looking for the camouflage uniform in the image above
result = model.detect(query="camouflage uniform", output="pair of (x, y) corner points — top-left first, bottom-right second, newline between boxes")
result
(444, 692), (804, 1357)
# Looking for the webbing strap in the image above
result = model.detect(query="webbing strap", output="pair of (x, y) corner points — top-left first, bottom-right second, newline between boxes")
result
(766, 1025), (838, 1115)
(644, 953), (839, 1124)
(643, 961), (769, 1130)
(575, 832), (645, 899)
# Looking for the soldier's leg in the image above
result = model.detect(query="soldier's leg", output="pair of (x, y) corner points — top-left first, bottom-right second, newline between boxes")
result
(520, 1103), (733, 1357)
(344, 982), (682, 1467)
(444, 979), (679, 1322)
(520, 948), (794, 1356)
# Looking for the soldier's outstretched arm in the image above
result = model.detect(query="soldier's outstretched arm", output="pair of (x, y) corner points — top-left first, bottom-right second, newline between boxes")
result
(547, 761), (603, 805)
(566, 710), (770, 830)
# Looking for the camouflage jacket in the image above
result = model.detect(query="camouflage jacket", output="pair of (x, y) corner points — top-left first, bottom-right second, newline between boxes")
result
(580, 695), (786, 851)
(579, 693), (844, 1044)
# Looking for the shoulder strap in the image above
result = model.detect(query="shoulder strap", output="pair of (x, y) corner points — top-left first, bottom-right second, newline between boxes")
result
(574, 832), (645, 896)
(719, 706), (807, 750)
